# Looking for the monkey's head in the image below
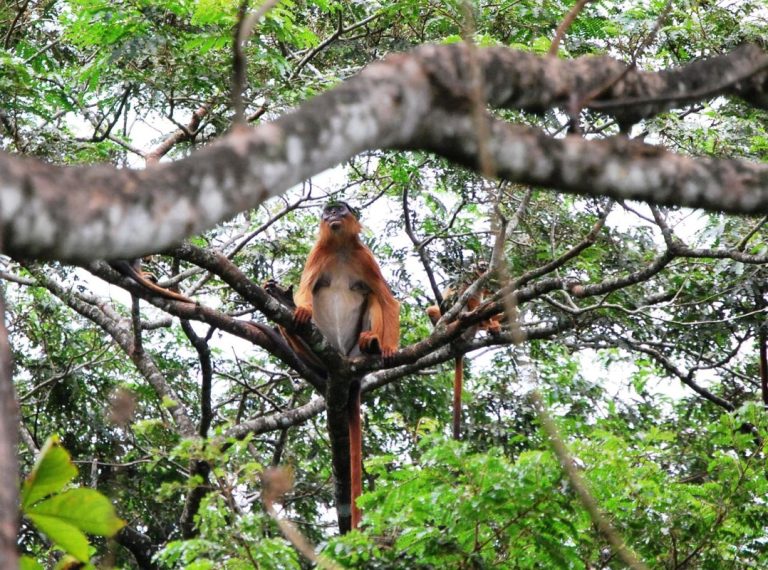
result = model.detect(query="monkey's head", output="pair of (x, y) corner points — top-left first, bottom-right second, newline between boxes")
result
(475, 260), (489, 276)
(321, 201), (361, 236)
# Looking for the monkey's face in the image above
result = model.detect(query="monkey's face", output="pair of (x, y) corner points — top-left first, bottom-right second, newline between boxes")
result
(475, 260), (489, 276)
(322, 203), (353, 231)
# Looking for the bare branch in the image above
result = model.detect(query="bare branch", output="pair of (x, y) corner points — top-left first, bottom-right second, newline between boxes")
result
(289, 10), (382, 81)
(737, 215), (768, 251)
(146, 105), (210, 164)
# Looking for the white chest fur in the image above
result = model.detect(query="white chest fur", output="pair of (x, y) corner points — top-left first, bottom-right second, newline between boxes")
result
(312, 262), (370, 356)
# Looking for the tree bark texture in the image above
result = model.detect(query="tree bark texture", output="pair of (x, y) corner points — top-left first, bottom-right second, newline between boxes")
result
(0, 44), (767, 262)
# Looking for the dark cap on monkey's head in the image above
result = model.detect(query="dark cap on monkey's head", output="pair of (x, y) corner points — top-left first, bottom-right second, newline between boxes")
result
(323, 200), (360, 220)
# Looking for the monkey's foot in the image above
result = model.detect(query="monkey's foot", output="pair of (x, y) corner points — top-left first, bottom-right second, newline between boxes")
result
(379, 347), (397, 363)
(358, 331), (381, 355)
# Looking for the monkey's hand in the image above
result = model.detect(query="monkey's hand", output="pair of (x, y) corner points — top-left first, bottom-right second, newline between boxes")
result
(426, 305), (441, 327)
(293, 305), (313, 327)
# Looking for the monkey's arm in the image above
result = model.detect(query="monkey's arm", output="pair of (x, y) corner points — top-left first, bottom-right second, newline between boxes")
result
(109, 260), (193, 304)
(292, 248), (325, 325)
(264, 279), (327, 375)
(356, 250), (400, 358)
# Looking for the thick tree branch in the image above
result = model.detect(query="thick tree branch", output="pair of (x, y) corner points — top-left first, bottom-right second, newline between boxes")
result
(2, 44), (768, 261)
(145, 105), (210, 164)
(86, 260), (327, 392)
(115, 526), (159, 570)
(224, 396), (326, 439)
(223, 316), (575, 443)
(325, 371), (354, 533)
(414, 112), (768, 216)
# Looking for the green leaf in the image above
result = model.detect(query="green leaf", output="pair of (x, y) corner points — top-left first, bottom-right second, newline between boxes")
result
(19, 555), (44, 570)
(531, 36), (553, 54)
(21, 435), (78, 509)
(26, 488), (125, 537)
(25, 513), (90, 562)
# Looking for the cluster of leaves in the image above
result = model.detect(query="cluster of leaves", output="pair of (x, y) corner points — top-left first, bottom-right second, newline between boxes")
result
(327, 404), (768, 569)
(20, 435), (124, 569)
(4, 0), (768, 568)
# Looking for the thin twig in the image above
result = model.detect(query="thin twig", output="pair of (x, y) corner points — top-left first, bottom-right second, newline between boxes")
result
(23, 39), (60, 64)
(289, 11), (382, 80)
(403, 184), (443, 305)
(549, 0), (593, 56)
(232, 0), (280, 125)
(3, 0), (31, 49)
(737, 215), (768, 251)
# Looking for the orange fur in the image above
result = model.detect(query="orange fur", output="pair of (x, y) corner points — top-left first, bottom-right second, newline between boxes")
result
(293, 205), (400, 357)
(293, 202), (399, 531)
(427, 274), (501, 440)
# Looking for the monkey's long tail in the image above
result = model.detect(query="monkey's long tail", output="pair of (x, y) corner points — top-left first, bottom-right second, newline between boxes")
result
(348, 379), (362, 529)
(453, 357), (463, 440)
(327, 377), (362, 534)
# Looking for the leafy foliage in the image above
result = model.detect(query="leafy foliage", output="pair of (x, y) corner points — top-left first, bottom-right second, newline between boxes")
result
(20, 435), (125, 568)
(4, 0), (768, 568)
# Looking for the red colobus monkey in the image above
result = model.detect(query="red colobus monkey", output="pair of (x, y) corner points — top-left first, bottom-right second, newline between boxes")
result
(293, 201), (400, 530)
(427, 265), (501, 440)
